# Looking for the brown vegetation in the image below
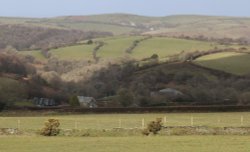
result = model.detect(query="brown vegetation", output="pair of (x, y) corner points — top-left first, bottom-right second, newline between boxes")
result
(0, 24), (112, 51)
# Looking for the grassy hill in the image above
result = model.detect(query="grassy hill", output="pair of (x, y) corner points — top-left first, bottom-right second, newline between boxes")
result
(20, 36), (228, 62)
(194, 52), (250, 75)
(145, 15), (250, 39)
(132, 37), (224, 60)
(50, 44), (96, 61)
(1, 14), (250, 39)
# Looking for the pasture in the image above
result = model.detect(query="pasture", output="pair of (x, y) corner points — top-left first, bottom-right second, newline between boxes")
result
(131, 37), (223, 59)
(1, 112), (250, 152)
(1, 112), (250, 130)
(194, 52), (250, 75)
(50, 44), (96, 61)
(1, 136), (250, 152)
(97, 36), (142, 59)
(21, 36), (227, 62)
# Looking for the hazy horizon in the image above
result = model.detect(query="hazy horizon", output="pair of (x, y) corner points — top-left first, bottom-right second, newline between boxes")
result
(0, 0), (250, 18)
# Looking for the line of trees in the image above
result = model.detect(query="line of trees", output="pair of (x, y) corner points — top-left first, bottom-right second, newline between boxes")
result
(125, 36), (152, 54)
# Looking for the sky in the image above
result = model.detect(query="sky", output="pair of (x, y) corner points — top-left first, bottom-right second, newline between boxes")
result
(0, 0), (250, 18)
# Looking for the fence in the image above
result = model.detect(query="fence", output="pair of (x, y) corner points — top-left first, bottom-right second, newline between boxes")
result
(1, 113), (250, 130)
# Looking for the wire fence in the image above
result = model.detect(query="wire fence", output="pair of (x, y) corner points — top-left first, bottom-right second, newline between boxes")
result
(1, 114), (250, 130)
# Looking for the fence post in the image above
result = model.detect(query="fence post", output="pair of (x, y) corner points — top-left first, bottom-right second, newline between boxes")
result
(191, 116), (194, 126)
(142, 118), (145, 129)
(163, 116), (167, 126)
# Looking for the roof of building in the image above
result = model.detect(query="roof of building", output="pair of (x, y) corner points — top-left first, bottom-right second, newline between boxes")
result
(159, 88), (183, 95)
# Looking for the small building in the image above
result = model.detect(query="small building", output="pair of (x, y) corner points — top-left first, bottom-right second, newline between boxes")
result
(151, 88), (184, 98)
(77, 96), (97, 108)
(33, 97), (56, 107)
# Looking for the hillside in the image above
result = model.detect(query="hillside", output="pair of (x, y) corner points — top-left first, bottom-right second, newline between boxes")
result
(194, 52), (250, 75)
(0, 24), (112, 51)
(144, 15), (250, 39)
(1, 14), (250, 39)
(19, 36), (229, 62)
(17, 35), (250, 83)
(2, 14), (250, 108)
(77, 61), (250, 106)
(0, 53), (66, 108)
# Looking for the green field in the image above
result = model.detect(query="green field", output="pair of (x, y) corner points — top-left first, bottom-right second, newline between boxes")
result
(21, 37), (227, 62)
(19, 50), (47, 61)
(132, 37), (223, 60)
(1, 112), (250, 130)
(1, 113), (250, 152)
(50, 44), (96, 61)
(194, 52), (250, 75)
(98, 36), (142, 59)
(1, 136), (250, 152)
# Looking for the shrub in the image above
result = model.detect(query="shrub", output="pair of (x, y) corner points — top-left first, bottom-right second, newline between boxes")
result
(143, 118), (163, 135)
(142, 129), (150, 136)
(117, 88), (134, 107)
(87, 39), (93, 45)
(151, 54), (159, 59)
(40, 119), (60, 136)
(69, 95), (80, 107)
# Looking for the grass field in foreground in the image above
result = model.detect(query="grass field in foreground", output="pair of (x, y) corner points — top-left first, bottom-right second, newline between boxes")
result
(1, 136), (250, 152)
(1, 112), (250, 130)
(194, 52), (250, 75)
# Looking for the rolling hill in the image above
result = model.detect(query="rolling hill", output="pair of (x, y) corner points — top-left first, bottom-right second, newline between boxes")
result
(20, 36), (229, 62)
(1, 14), (250, 39)
(2, 14), (250, 107)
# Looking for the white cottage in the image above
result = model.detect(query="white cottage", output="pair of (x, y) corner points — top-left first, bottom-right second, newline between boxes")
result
(77, 96), (97, 108)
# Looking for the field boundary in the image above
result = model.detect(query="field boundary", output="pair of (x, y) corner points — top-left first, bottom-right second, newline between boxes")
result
(5, 105), (250, 113)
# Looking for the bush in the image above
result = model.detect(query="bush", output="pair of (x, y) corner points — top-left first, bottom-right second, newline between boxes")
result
(151, 54), (159, 59)
(69, 95), (80, 107)
(142, 129), (150, 136)
(117, 88), (134, 107)
(40, 119), (60, 136)
(143, 118), (163, 135)
(87, 39), (93, 45)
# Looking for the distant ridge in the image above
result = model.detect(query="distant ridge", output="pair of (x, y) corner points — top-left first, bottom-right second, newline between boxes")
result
(1, 13), (250, 38)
